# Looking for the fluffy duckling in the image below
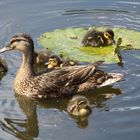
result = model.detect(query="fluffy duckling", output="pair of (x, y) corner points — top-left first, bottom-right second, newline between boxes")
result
(82, 28), (115, 47)
(46, 55), (78, 69)
(46, 55), (62, 69)
(67, 95), (91, 117)
(0, 33), (122, 99)
(34, 48), (51, 65)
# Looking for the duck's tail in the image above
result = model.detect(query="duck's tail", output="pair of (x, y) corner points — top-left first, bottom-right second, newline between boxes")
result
(99, 73), (123, 87)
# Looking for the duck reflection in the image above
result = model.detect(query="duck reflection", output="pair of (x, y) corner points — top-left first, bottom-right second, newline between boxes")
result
(0, 85), (122, 139)
(0, 96), (38, 140)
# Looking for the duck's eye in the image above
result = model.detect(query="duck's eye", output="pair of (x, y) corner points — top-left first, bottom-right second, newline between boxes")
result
(10, 39), (27, 45)
(10, 39), (19, 45)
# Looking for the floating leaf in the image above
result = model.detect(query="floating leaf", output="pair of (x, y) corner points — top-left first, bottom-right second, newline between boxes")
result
(38, 27), (140, 64)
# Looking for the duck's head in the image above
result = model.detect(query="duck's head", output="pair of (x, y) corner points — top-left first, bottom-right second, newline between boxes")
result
(67, 95), (91, 117)
(46, 55), (62, 69)
(104, 29), (115, 44)
(0, 33), (34, 54)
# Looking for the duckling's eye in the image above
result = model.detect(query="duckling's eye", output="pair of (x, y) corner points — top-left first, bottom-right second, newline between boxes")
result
(78, 101), (86, 107)
(104, 32), (112, 39)
(49, 59), (57, 65)
(69, 105), (77, 112)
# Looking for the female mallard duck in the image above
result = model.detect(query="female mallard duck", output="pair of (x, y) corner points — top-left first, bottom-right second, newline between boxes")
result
(82, 28), (115, 47)
(0, 33), (122, 99)
(67, 95), (91, 117)
(46, 55), (78, 69)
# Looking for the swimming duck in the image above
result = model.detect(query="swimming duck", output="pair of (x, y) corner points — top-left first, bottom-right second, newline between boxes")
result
(67, 95), (91, 117)
(82, 28), (115, 47)
(0, 33), (122, 99)
(46, 55), (78, 69)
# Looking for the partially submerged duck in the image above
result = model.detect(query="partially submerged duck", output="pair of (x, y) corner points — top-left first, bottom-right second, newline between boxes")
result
(0, 33), (122, 99)
(82, 28), (115, 47)
(67, 95), (91, 117)
(46, 55), (78, 69)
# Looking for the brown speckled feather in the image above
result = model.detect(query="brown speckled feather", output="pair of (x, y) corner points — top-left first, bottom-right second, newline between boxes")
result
(25, 64), (97, 98)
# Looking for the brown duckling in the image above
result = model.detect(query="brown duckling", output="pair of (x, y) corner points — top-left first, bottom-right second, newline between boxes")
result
(0, 33), (122, 99)
(34, 48), (51, 65)
(67, 95), (91, 117)
(46, 55), (78, 69)
(82, 28), (115, 47)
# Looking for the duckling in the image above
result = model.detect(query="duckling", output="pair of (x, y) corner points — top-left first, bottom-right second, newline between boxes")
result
(46, 55), (62, 69)
(82, 28), (115, 47)
(0, 33), (123, 99)
(34, 48), (51, 65)
(67, 95), (91, 117)
(0, 57), (8, 73)
(46, 55), (78, 69)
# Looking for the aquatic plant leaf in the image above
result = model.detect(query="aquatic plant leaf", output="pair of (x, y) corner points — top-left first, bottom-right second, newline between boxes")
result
(38, 27), (140, 64)
(113, 28), (140, 50)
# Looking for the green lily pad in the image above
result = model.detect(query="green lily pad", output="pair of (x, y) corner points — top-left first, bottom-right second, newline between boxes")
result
(38, 27), (140, 64)
(113, 28), (140, 50)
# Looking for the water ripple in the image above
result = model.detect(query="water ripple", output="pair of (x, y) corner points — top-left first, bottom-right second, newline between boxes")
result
(110, 106), (140, 112)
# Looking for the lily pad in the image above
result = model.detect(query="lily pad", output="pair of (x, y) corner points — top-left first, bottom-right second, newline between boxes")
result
(38, 27), (140, 64)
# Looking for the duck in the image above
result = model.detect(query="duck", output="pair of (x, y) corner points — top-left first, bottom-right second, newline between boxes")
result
(67, 95), (91, 117)
(81, 28), (115, 47)
(0, 33), (123, 99)
(46, 54), (78, 69)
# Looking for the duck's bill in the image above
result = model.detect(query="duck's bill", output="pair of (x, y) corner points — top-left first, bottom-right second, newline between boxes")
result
(0, 44), (13, 53)
(99, 73), (123, 87)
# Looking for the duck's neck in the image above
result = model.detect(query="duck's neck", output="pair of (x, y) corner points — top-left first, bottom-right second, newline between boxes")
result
(16, 50), (35, 80)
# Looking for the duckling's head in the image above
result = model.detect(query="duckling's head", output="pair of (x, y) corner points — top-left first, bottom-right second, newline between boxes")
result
(104, 29), (115, 44)
(46, 55), (62, 69)
(67, 95), (91, 117)
(0, 33), (34, 54)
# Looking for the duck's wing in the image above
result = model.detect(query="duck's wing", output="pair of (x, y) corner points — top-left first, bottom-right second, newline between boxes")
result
(59, 64), (96, 86)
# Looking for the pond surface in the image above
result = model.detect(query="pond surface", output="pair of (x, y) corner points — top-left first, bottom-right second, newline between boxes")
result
(0, 0), (140, 140)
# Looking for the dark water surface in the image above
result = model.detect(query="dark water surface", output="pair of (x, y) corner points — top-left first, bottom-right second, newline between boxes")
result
(0, 0), (140, 140)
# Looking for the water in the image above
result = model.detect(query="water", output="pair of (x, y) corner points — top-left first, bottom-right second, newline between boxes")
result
(0, 0), (140, 139)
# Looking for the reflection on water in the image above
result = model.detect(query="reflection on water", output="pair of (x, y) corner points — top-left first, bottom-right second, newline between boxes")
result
(0, 85), (122, 139)
(0, 96), (38, 140)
